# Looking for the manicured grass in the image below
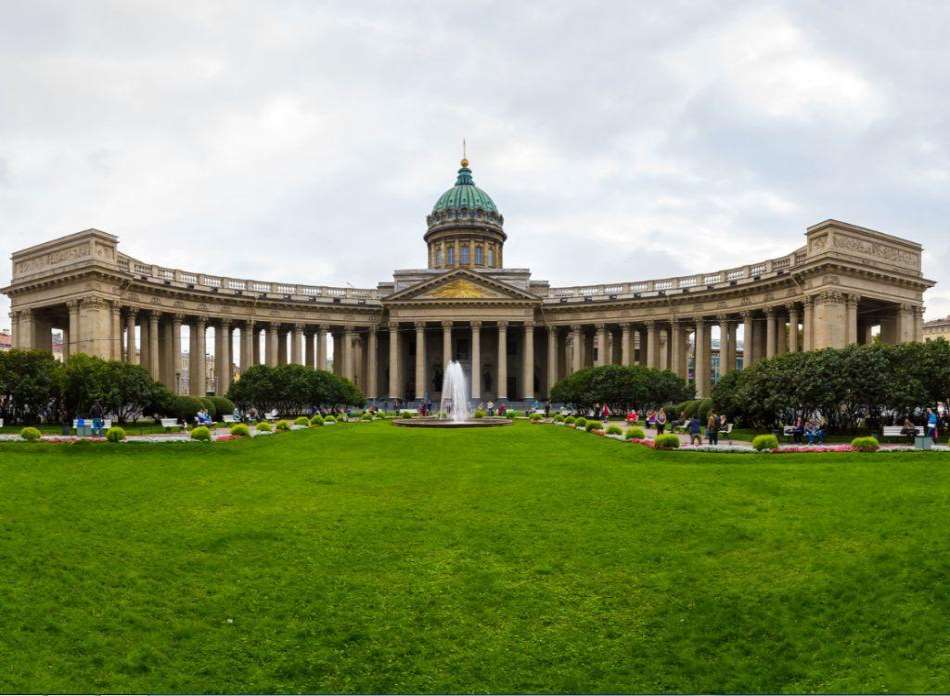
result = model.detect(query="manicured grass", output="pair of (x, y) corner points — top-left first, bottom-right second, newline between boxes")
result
(0, 421), (171, 435)
(0, 423), (948, 692)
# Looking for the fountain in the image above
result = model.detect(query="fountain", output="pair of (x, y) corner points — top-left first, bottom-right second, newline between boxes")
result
(393, 360), (511, 428)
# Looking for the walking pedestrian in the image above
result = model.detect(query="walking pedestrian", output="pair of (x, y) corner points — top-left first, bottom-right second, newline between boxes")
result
(707, 411), (719, 445)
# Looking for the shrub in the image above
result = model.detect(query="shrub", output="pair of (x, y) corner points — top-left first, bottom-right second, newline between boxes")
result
(474, 409), (486, 418)
(208, 396), (235, 418)
(574, 417), (587, 429)
(655, 433), (680, 449)
(399, 411), (413, 419)
(256, 421), (272, 432)
(625, 426), (646, 440)
(199, 397), (217, 419)
(105, 426), (126, 443)
(606, 424), (623, 435)
(506, 409), (520, 418)
(553, 414), (564, 423)
(310, 415), (324, 426)
(20, 426), (41, 442)
(324, 416), (336, 424)
(360, 412), (372, 421)
(170, 395), (204, 422)
(230, 423), (250, 437)
(295, 417), (309, 427)
(752, 434), (779, 451)
(336, 413), (347, 423)
(585, 420), (599, 432)
(190, 426), (211, 441)
(851, 436), (880, 452)
(565, 416), (576, 425)
(275, 420), (290, 431)
(530, 413), (543, 421)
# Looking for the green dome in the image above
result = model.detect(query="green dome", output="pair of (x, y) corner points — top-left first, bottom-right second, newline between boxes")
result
(432, 160), (498, 214)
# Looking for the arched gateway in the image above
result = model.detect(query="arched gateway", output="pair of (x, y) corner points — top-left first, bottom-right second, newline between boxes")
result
(2, 158), (935, 403)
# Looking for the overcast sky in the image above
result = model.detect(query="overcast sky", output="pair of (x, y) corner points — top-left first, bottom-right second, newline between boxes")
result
(2, 0), (950, 331)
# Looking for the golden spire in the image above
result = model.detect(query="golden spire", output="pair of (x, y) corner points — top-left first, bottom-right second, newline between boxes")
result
(461, 138), (468, 168)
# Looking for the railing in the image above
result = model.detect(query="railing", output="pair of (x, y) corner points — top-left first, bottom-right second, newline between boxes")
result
(547, 247), (804, 300)
(116, 254), (380, 301)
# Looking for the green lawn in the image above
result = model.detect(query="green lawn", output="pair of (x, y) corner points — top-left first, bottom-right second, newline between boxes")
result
(0, 422), (948, 693)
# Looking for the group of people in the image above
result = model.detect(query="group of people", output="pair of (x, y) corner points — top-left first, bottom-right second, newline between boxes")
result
(787, 417), (827, 445)
(476, 401), (507, 417)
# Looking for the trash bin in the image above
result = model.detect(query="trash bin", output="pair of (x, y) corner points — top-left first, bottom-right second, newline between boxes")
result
(914, 435), (932, 450)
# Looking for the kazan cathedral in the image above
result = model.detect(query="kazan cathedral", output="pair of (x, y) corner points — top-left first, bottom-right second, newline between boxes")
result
(2, 157), (934, 405)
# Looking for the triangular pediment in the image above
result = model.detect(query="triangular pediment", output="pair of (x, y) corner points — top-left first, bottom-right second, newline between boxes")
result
(385, 269), (540, 304)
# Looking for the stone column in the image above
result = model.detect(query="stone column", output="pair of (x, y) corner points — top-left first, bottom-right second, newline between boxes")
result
(192, 317), (207, 396)
(845, 295), (859, 346)
(266, 323), (279, 366)
(787, 305), (800, 353)
(546, 325), (557, 396)
(718, 316), (733, 375)
(645, 320), (658, 369)
(252, 325), (261, 366)
(594, 323), (607, 367)
(741, 312), (754, 367)
(914, 306), (925, 343)
(522, 321), (535, 400)
(813, 291), (847, 349)
(343, 327), (355, 381)
(17, 309), (34, 350)
(317, 326), (327, 371)
(305, 328), (315, 368)
(388, 322), (400, 400)
(366, 327), (378, 398)
(414, 322), (426, 400)
(803, 297), (814, 351)
(497, 321), (508, 400)
(471, 321), (482, 399)
(621, 323), (632, 366)
(570, 324), (582, 374)
(172, 315), (183, 394)
(766, 308), (777, 359)
(240, 321), (253, 372)
(149, 311), (160, 380)
(292, 324), (304, 365)
(694, 318), (708, 398)
(66, 301), (80, 358)
(776, 311), (787, 356)
(217, 320), (232, 395)
(110, 303), (122, 360)
(670, 320), (685, 378)
(898, 303), (916, 344)
(277, 328), (288, 365)
(139, 314), (150, 369)
(442, 320), (453, 366)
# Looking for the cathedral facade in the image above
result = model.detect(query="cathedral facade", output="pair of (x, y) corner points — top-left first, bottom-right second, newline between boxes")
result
(2, 159), (935, 404)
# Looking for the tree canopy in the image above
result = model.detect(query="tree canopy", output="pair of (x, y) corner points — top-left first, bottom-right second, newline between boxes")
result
(550, 364), (693, 411)
(227, 364), (365, 415)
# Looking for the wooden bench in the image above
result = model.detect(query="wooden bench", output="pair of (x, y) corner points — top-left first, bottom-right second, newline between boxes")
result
(159, 418), (181, 431)
(222, 414), (237, 424)
(783, 425), (797, 438)
(882, 425), (923, 438)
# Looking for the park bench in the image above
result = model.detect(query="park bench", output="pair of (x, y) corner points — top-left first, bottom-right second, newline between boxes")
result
(882, 425), (923, 438)
(159, 418), (181, 431)
(222, 414), (237, 424)
(73, 418), (112, 435)
(783, 425), (797, 439)
(264, 410), (279, 421)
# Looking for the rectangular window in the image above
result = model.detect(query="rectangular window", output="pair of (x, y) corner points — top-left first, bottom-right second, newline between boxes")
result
(488, 248), (495, 266)
(435, 249), (442, 266)
(475, 246), (483, 265)
(460, 246), (470, 264)
(447, 247), (455, 265)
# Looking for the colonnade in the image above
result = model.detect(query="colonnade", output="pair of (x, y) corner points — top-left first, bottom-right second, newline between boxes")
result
(9, 293), (927, 403)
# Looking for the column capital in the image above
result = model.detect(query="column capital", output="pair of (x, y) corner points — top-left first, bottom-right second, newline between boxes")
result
(786, 302), (800, 313)
(267, 321), (279, 329)
(570, 323), (581, 332)
(524, 321), (535, 330)
(803, 295), (815, 307)
(644, 319), (656, 327)
(594, 322), (605, 330)
(19, 307), (33, 319)
(415, 321), (426, 330)
(766, 306), (777, 317)
(716, 314), (732, 324)
(741, 310), (755, 319)
(621, 322), (632, 332)
(219, 318), (232, 328)
(470, 320), (482, 329)
(172, 313), (185, 325)
(441, 320), (453, 328)
(66, 299), (81, 310)
(497, 320), (508, 330)
(194, 315), (208, 327)
(914, 305), (926, 318)
(845, 293), (860, 308)
(148, 310), (160, 323)
(293, 323), (304, 332)
(110, 302), (122, 316)
(387, 321), (399, 331)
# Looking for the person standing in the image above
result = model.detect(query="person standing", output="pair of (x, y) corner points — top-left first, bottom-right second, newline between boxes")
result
(927, 407), (938, 442)
(487, 400), (495, 417)
(707, 411), (719, 445)
(656, 408), (667, 435)
(688, 415), (702, 445)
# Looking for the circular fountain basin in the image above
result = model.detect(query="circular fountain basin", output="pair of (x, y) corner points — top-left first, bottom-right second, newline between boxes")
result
(392, 417), (512, 428)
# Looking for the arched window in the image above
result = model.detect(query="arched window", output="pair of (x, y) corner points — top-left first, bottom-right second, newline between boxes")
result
(447, 246), (455, 265)
(460, 245), (470, 265)
(475, 246), (483, 265)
